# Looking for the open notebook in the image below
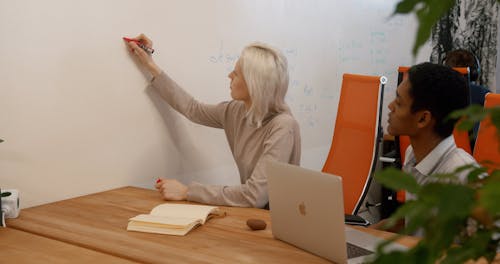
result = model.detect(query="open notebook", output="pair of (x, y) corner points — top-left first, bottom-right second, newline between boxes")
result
(127, 203), (224, 236)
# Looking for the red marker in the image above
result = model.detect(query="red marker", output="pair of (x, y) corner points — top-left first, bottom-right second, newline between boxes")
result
(156, 178), (162, 184)
(123, 37), (154, 54)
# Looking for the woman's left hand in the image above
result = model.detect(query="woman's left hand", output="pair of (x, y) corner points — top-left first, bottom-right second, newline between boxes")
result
(155, 178), (188, 201)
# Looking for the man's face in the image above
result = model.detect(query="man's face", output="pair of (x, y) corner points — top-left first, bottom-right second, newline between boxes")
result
(387, 79), (421, 136)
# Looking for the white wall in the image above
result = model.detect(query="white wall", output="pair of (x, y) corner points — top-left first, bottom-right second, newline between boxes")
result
(0, 0), (430, 208)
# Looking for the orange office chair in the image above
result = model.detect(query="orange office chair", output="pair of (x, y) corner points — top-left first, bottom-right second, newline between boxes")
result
(473, 93), (500, 173)
(322, 73), (386, 215)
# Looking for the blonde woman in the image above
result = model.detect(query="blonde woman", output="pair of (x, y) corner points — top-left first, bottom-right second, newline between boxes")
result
(125, 34), (300, 208)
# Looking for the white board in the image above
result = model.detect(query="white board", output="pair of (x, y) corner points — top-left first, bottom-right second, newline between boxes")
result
(0, 0), (431, 208)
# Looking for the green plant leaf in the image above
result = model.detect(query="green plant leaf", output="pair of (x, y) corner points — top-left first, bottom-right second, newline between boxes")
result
(373, 233), (405, 251)
(371, 249), (414, 264)
(430, 172), (461, 182)
(465, 166), (488, 183)
(450, 105), (498, 134)
(491, 107), (500, 136)
(375, 167), (420, 193)
(393, 0), (420, 14)
(383, 200), (432, 235)
(478, 173), (500, 214)
(455, 119), (475, 131)
(453, 164), (478, 173)
(412, 183), (476, 254)
(374, 242), (434, 264)
(425, 217), (466, 254)
(449, 104), (487, 121)
(489, 169), (500, 178)
(441, 230), (495, 264)
(392, 0), (456, 56)
(419, 183), (475, 218)
(412, 0), (456, 56)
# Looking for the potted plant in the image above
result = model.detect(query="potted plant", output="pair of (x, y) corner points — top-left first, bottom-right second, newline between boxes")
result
(371, 95), (500, 263)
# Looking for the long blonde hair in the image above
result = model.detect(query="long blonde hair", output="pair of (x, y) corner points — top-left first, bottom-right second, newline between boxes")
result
(240, 43), (289, 127)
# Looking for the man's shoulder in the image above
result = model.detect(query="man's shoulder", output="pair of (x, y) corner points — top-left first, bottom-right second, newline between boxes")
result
(470, 83), (491, 105)
(437, 147), (477, 178)
(470, 83), (490, 93)
(445, 147), (477, 165)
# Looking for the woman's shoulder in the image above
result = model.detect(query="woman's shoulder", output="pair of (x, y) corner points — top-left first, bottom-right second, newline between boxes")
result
(225, 100), (246, 111)
(216, 100), (246, 119)
(267, 112), (299, 129)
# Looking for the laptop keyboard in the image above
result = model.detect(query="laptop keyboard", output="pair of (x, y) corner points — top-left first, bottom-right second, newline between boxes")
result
(346, 242), (373, 259)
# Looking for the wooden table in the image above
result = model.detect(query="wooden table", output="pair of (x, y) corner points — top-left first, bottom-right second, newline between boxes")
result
(0, 228), (137, 263)
(7, 187), (336, 263)
(6, 186), (496, 263)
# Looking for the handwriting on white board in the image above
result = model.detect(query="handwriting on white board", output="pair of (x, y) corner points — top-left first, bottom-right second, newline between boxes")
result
(298, 103), (318, 113)
(370, 31), (389, 66)
(290, 80), (314, 97)
(338, 40), (363, 63)
(208, 41), (240, 72)
(207, 42), (301, 73)
(205, 41), (326, 129)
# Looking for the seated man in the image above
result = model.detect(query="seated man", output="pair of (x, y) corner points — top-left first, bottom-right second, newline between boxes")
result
(443, 49), (491, 147)
(372, 62), (478, 232)
(443, 49), (490, 107)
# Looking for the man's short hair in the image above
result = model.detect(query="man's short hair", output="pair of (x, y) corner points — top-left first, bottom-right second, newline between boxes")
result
(408, 62), (469, 138)
(443, 49), (481, 81)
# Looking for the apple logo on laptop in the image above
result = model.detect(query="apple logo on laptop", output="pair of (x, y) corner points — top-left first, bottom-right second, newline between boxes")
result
(298, 202), (306, 216)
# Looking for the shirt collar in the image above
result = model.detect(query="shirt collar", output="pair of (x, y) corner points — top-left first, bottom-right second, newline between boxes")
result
(414, 135), (455, 176)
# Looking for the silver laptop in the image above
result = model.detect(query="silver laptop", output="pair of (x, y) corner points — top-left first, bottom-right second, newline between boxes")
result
(266, 160), (406, 264)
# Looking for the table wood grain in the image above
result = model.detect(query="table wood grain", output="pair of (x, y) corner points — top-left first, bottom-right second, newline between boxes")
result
(7, 187), (332, 263)
(0, 228), (137, 263)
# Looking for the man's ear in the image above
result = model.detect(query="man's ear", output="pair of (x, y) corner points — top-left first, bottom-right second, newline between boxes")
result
(416, 110), (433, 129)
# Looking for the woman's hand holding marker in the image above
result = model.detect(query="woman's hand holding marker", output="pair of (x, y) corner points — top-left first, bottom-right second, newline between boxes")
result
(123, 34), (162, 77)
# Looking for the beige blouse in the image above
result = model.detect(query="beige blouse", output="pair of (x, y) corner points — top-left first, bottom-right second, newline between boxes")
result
(151, 72), (301, 208)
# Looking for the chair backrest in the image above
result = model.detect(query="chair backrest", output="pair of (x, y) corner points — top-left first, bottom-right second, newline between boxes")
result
(396, 66), (472, 161)
(322, 73), (384, 215)
(473, 93), (499, 172)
